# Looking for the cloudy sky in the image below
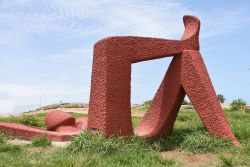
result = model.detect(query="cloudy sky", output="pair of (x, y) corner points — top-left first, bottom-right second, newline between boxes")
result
(0, 0), (250, 114)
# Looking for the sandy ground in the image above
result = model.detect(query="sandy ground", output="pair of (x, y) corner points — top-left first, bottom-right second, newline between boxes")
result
(7, 139), (70, 147)
(161, 150), (221, 167)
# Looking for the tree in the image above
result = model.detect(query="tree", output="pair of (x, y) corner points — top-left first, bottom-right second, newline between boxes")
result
(182, 99), (188, 105)
(217, 94), (226, 103)
(231, 99), (247, 110)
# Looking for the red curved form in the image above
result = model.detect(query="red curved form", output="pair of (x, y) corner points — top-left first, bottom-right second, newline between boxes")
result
(87, 15), (239, 145)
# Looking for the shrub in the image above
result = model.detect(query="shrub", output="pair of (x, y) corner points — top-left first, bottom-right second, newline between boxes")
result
(143, 100), (152, 106)
(218, 94), (226, 103)
(19, 115), (40, 127)
(245, 108), (250, 113)
(231, 99), (247, 110)
(31, 135), (51, 147)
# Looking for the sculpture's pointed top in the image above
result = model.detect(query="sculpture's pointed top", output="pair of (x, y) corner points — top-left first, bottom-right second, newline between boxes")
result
(181, 15), (200, 41)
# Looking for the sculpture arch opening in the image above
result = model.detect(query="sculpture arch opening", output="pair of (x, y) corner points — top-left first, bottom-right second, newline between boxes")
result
(131, 57), (172, 107)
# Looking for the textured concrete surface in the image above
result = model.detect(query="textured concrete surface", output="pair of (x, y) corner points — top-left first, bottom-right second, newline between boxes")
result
(45, 110), (76, 131)
(88, 15), (239, 145)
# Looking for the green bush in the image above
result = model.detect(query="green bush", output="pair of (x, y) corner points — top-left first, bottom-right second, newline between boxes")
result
(231, 99), (247, 110)
(31, 135), (51, 147)
(143, 100), (152, 106)
(19, 115), (40, 127)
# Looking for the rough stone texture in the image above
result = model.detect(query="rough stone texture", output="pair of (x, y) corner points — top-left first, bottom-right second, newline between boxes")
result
(88, 15), (239, 145)
(45, 110), (75, 131)
(75, 117), (88, 129)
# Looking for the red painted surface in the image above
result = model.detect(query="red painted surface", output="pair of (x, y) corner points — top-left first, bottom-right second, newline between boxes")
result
(88, 15), (239, 145)
(0, 122), (73, 141)
(45, 110), (76, 131)
(75, 117), (88, 129)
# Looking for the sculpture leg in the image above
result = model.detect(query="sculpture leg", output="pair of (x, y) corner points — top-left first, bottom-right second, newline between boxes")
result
(87, 42), (133, 136)
(135, 55), (185, 137)
(181, 50), (239, 145)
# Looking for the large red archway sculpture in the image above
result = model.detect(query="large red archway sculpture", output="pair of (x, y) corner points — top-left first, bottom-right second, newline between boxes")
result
(0, 15), (239, 145)
(87, 15), (239, 145)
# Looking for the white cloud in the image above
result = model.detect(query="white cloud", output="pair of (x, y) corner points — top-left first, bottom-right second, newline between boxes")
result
(0, 0), (191, 45)
(0, 83), (89, 114)
(50, 47), (92, 60)
(0, 99), (15, 115)
(0, 0), (250, 46)
(200, 8), (250, 38)
(0, 83), (87, 98)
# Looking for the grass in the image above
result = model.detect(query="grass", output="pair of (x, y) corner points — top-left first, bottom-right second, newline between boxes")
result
(31, 135), (52, 147)
(0, 132), (6, 144)
(0, 106), (249, 166)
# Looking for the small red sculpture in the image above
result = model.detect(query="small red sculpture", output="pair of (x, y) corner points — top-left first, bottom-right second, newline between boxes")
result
(87, 15), (239, 145)
(0, 110), (88, 141)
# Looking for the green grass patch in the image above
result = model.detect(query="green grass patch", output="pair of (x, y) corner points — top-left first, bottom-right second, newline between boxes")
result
(0, 132), (7, 144)
(31, 135), (52, 147)
(68, 131), (178, 167)
(0, 107), (249, 166)
(0, 144), (21, 153)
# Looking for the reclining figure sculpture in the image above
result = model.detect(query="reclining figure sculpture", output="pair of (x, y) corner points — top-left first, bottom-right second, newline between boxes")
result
(87, 15), (239, 145)
(0, 15), (239, 146)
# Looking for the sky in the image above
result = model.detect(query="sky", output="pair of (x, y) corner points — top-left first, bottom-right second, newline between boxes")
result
(0, 0), (250, 114)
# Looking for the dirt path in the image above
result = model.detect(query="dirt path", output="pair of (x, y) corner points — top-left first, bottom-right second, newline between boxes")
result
(161, 150), (221, 167)
(7, 139), (70, 147)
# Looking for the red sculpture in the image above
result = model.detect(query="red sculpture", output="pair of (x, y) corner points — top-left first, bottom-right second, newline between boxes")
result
(0, 15), (239, 146)
(0, 110), (88, 141)
(87, 15), (239, 145)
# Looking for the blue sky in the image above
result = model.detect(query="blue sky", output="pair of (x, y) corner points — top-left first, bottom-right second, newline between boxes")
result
(0, 0), (250, 114)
